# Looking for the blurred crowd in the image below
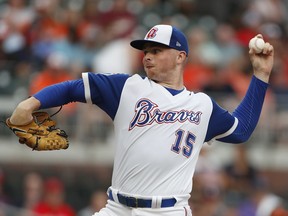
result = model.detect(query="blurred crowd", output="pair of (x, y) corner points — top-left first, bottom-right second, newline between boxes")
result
(0, 146), (288, 216)
(0, 0), (288, 144)
(190, 145), (288, 216)
(0, 169), (109, 216)
(0, 0), (288, 215)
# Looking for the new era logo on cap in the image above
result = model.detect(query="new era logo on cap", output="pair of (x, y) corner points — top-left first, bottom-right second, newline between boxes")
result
(130, 24), (189, 55)
(176, 41), (181, 47)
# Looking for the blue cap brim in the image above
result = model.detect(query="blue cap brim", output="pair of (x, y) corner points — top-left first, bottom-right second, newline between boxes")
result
(130, 40), (170, 51)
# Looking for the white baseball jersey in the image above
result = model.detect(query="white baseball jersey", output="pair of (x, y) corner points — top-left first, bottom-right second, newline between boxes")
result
(113, 74), (212, 196)
(82, 72), (236, 198)
(34, 69), (268, 215)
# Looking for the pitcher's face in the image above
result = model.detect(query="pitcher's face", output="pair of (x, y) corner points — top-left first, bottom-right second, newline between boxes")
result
(142, 43), (180, 82)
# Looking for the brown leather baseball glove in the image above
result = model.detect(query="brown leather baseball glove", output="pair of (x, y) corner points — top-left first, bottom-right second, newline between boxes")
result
(5, 111), (69, 151)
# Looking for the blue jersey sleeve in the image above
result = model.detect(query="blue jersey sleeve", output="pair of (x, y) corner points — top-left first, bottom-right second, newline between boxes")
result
(204, 100), (235, 142)
(34, 73), (130, 119)
(34, 79), (86, 108)
(205, 75), (268, 144)
(83, 73), (130, 118)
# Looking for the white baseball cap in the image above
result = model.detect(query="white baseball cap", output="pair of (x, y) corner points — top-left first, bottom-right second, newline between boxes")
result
(130, 24), (189, 55)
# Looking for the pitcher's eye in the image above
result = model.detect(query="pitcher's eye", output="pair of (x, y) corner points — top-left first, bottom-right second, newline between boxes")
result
(143, 47), (162, 55)
(153, 49), (161, 54)
(151, 49), (161, 54)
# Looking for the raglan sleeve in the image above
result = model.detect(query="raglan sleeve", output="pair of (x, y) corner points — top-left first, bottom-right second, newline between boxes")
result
(81, 72), (130, 119)
(33, 72), (129, 119)
(205, 75), (268, 144)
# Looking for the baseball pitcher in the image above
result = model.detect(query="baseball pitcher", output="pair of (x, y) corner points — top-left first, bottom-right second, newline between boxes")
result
(6, 24), (274, 216)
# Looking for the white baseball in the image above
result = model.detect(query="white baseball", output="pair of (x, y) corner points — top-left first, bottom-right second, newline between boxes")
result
(249, 37), (265, 53)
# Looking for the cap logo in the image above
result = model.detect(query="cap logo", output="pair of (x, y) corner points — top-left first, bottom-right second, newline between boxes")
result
(176, 41), (181, 47)
(146, 27), (158, 39)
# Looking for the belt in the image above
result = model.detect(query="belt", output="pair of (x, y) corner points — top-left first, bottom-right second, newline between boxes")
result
(108, 189), (177, 208)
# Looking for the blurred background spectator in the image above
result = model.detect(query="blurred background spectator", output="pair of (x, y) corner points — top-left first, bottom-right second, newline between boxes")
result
(32, 176), (76, 216)
(77, 189), (107, 216)
(0, 0), (288, 215)
(18, 172), (43, 216)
